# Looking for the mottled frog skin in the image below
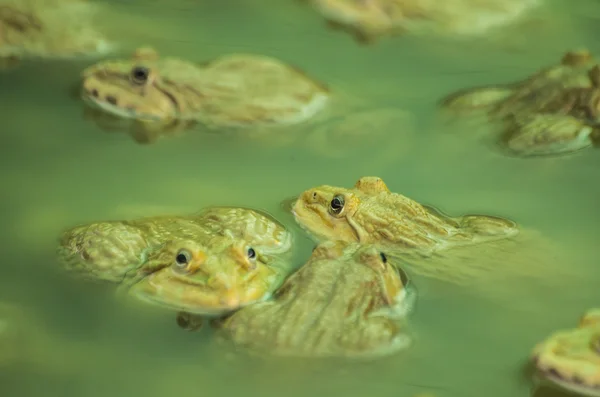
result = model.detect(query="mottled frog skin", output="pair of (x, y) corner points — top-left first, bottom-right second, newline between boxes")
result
(80, 46), (330, 136)
(290, 176), (576, 303)
(57, 206), (294, 315)
(441, 49), (600, 157)
(218, 240), (413, 358)
(292, 176), (518, 251)
(125, 237), (287, 315)
(0, 0), (112, 66)
(307, 0), (539, 44)
(532, 309), (600, 397)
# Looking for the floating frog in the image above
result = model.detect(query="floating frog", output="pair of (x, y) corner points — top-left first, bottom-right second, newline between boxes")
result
(125, 236), (289, 316)
(304, 0), (539, 44)
(57, 206), (295, 316)
(79, 46), (417, 149)
(216, 240), (413, 358)
(292, 175), (518, 251)
(290, 176), (575, 303)
(80, 46), (330, 140)
(441, 49), (600, 157)
(0, 0), (113, 69)
(532, 308), (600, 397)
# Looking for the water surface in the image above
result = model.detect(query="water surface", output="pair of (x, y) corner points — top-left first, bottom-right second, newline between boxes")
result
(1, 0), (599, 396)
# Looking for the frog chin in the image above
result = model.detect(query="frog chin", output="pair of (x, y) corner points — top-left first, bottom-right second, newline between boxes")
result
(82, 95), (166, 122)
(535, 367), (600, 397)
(128, 287), (237, 317)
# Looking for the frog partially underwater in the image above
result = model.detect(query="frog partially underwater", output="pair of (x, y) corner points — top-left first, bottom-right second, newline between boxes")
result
(0, 0), (113, 70)
(303, 0), (540, 44)
(532, 308), (600, 397)
(79, 46), (416, 152)
(216, 240), (414, 359)
(441, 49), (600, 157)
(57, 206), (295, 316)
(80, 46), (330, 141)
(290, 176), (577, 303)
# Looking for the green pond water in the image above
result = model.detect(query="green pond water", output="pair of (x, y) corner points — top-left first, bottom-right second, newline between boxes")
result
(1, 0), (599, 396)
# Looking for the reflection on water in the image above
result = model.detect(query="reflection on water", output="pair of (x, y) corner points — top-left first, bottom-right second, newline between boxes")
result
(1, 0), (600, 397)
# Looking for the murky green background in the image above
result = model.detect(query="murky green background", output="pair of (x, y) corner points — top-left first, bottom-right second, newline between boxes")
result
(1, 0), (599, 396)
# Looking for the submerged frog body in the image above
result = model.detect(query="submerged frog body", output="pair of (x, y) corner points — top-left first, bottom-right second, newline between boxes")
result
(0, 0), (113, 67)
(290, 176), (575, 301)
(441, 49), (600, 157)
(218, 240), (413, 358)
(306, 0), (539, 44)
(57, 206), (294, 315)
(532, 309), (600, 397)
(80, 46), (330, 139)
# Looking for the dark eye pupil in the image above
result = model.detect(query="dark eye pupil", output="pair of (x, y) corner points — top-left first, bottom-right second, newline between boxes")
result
(176, 253), (188, 265)
(379, 252), (387, 263)
(132, 67), (148, 81)
(247, 248), (256, 259)
(330, 196), (344, 211)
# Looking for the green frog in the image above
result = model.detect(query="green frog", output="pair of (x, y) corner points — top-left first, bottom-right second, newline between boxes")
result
(57, 206), (294, 316)
(80, 46), (330, 139)
(0, 0), (113, 69)
(305, 0), (539, 44)
(441, 49), (600, 157)
(289, 176), (576, 304)
(532, 308), (600, 396)
(217, 240), (413, 358)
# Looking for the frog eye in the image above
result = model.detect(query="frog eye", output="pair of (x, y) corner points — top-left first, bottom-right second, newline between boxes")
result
(329, 195), (345, 215)
(379, 252), (387, 263)
(130, 66), (150, 85)
(247, 247), (256, 260)
(175, 249), (191, 268)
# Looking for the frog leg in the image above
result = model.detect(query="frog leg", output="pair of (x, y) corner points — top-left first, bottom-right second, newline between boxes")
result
(500, 113), (594, 157)
(175, 312), (204, 331)
(440, 86), (513, 114)
(589, 126), (600, 148)
(343, 316), (412, 358)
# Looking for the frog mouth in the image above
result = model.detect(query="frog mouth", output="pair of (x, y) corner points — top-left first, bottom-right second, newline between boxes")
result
(81, 94), (170, 122)
(534, 358), (600, 397)
(126, 271), (258, 316)
(80, 74), (181, 122)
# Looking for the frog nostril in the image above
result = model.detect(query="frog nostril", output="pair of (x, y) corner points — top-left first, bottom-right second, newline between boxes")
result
(91, 89), (98, 97)
(105, 95), (117, 105)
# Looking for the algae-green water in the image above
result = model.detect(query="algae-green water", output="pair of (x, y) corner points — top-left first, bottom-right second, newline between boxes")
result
(1, 0), (599, 396)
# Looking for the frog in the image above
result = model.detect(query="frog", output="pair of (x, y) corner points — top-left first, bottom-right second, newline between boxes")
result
(57, 206), (293, 283)
(0, 0), (113, 69)
(440, 49), (600, 157)
(124, 236), (291, 316)
(57, 206), (294, 316)
(216, 240), (414, 358)
(79, 46), (418, 148)
(80, 46), (331, 139)
(292, 175), (518, 251)
(304, 0), (540, 44)
(289, 176), (577, 302)
(531, 308), (600, 397)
